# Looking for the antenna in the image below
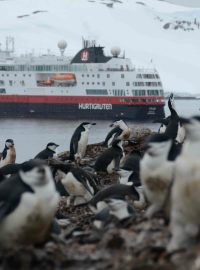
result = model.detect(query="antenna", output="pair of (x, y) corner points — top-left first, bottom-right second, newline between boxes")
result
(6, 36), (14, 52)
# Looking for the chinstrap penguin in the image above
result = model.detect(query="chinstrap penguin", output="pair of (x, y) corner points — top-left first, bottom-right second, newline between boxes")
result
(0, 161), (59, 248)
(89, 183), (139, 213)
(165, 93), (185, 144)
(34, 142), (59, 160)
(94, 139), (125, 174)
(0, 139), (16, 168)
(93, 198), (136, 229)
(103, 120), (131, 147)
(168, 116), (200, 252)
(69, 122), (96, 162)
(56, 165), (99, 206)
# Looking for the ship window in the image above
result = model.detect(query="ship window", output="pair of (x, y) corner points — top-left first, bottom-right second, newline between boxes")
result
(159, 90), (164, 95)
(112, 82), (115, 86)
(9, 80), (13, 86)
(0, 80), (4, 86)
(82, 74), (84, 77)
(82, 82), (84, 85)
(14, 74), (17, 77)
(87, 82), (89, 85)
(133, 82), (144, 86)
(121, 74), (125, 78)
(29, 74), (31, 77)
(155, 74), (160, 79)
(158, 82), (162, 86)
(2, 74), (4, 77)
(112, 89), (126, 96)
(147, 90), (159, 96)
(97, 74), (100, 78)
(0, 89), (5, 93)
(97, 82), (100, 85)
(107, 74), (110, 78)
(136, 74), (142, 79)
(132, 90), (146, 96)
(92, 82), (95, 85)
(146, 82), (158, 87)
(86, 89), (108, 95)
(87, 74), (89, 77)
(142, 74), (156, 79)
(102, 82), (105, 86)
(7, 74), (9, 77)
(23, 74), (26, 77)
(126, 82), (130, 86)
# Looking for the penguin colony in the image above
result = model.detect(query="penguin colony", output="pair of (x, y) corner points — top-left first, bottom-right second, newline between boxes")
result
(0, 93), (199, 260)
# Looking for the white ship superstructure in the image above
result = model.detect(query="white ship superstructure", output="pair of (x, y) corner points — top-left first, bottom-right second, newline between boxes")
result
(0, 37), (165, 120)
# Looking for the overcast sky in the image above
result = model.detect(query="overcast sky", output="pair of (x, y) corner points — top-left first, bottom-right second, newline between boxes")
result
(166, 0), (200, 7)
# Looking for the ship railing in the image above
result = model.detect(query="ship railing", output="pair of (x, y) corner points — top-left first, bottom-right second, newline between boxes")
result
(98, 68), (135, 72)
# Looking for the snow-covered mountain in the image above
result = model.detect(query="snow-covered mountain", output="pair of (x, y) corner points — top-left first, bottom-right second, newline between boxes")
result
(165, 0), (200, 8)
(0, 0), (200, 94)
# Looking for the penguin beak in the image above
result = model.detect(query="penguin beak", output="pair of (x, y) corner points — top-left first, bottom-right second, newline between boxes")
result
(56, 144), (59, 147)
(92, 123), (96, 125)
(110, 123), (114, 127)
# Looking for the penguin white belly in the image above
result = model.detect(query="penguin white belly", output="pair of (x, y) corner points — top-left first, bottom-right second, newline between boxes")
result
(0, 148), (16, 168)
(107, 160), (115, 174)
(61, 172), (92, 201)
(168, 158), (200, 251)
(0, 185), (59, 247)
(171, 158), (200, 223)
(176, 124), (185, 143)
(141, 163), (173, 204)
(77, 130), (89, 158)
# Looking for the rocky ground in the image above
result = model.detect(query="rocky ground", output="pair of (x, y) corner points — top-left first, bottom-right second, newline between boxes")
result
(0, 128), (200, 270)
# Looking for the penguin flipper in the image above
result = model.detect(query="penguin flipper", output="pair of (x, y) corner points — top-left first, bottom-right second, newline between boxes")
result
(69, 133), (80, 160)
(0, 202), (12, 220)
(114, 155), (122, 171)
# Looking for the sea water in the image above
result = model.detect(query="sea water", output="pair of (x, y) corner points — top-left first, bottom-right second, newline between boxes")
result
(0, 99), (199, 162)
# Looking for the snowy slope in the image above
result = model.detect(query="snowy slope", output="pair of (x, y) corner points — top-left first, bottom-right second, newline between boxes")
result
(165, 0), (200, 8)
(0, 0), (200, 94)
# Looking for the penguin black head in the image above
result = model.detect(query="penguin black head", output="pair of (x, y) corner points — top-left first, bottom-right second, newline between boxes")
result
(5, 139), (14, 148)
(21, 159), (47, 172)
(46, 142), (59, 151)
(80, 122), (96, 127)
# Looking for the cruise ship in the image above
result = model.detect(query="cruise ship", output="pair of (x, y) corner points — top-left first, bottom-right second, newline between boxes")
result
(0, 37), (165, 120)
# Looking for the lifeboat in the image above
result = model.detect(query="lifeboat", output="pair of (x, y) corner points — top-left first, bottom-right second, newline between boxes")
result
(50, 73), (76, 84)
(38, 79), (54, 86)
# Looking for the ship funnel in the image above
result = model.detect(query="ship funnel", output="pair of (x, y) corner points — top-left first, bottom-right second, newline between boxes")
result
(111, 47), (121, 57)
(57, 40), (67, 56)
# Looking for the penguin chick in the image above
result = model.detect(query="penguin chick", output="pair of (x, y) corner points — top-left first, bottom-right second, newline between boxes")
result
(56, 166), (98, 206)
(0, 163), (59, 248)
(168, 116), (200, 252)
(0, 139), (16, 168)
(94, 139), (124, 174)
(34, 142), (59, 160)
(140, 133), (174, 219)
(89, 183), (139, 213)
(104, 120), (131, 147)
(69, 122), (96, 162)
